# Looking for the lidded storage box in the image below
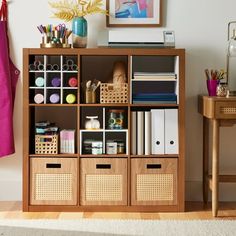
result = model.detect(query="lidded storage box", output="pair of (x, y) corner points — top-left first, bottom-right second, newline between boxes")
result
(30, 158), (77, 205)
(80, 158), (127, 205)
(131, 158), (177, 206)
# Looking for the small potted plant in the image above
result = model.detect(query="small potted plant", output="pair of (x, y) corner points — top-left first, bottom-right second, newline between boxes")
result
(49, 0), (107, 48)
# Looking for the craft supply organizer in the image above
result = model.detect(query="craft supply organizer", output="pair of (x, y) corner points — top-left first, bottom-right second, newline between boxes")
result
(23, 48), (185, 212)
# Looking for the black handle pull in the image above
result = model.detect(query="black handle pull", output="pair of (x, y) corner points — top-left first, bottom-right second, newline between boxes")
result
(46, 163), (61, 169)
(146, 164), (162, 169)
(170, 140), (174, 145)
(96, 164), (111, 169)
(156, 141), (160, 145)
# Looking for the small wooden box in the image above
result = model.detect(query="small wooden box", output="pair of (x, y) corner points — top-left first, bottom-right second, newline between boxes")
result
(35, 135), (58, 154)
(30, 158), (77, 205)
(100, 83), (128, 103)
(131, 158), (177, 206)
(80, 158), (127, 205)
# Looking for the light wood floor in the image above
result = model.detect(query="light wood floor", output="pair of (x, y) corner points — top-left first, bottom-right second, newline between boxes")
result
(0, 202), (236, 219)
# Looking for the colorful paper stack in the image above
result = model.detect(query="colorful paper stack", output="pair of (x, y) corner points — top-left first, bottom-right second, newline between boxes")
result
(60, 130), (75, 154)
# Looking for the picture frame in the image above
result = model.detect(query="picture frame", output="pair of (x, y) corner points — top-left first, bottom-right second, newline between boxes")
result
(106, 0), (162, 27)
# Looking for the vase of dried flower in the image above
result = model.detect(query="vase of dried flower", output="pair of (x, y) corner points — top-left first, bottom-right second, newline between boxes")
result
(72, 17), (87, 48)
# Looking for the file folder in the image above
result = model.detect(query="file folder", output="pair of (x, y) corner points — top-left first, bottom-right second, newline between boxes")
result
(165, 109), (178, 154)
(144, 111), (151, 155)
(137, 111), (144, 155)
(151, 109), (165, 154)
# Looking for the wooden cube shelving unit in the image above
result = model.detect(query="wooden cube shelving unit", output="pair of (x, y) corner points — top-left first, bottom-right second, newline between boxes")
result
(23, 48), (185, 212)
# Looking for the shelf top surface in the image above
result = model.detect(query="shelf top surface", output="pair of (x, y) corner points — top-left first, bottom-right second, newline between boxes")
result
(24, 48), (185, 56)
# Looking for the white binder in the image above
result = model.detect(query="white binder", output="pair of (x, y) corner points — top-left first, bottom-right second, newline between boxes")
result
(151, 109), (165, 154)
(131, 111), (137, 155)
(137, 111), (144, 155)
(165, 109), (179, 154)
(144, 111), (151, 155)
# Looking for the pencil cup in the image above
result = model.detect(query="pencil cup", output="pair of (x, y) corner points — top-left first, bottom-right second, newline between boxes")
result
(207, 79), (217, 96)
(85, 90), (96, 103)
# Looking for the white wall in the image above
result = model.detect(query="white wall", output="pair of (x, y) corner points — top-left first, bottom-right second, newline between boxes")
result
(1, 0), (236, 201)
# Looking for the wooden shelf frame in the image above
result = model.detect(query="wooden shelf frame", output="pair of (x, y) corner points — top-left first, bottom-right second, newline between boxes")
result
(23, 48), (185, 212)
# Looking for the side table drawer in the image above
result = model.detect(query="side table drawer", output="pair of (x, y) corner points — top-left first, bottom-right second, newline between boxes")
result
(215, 102), (236, 119)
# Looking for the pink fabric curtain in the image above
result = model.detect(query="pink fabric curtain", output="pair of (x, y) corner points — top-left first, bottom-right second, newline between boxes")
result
(0, 0), (19, 158)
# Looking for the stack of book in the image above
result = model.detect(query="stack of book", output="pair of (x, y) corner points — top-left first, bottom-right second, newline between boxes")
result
(35, 121), (59, 135)
(132, 72), (177, 104)
(133, 72), (176, 80)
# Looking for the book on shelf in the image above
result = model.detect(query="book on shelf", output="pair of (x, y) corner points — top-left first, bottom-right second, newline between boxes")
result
(133, 93), (177, 104)
(131, 111), (137, 155)
(133, 72), (176, 80)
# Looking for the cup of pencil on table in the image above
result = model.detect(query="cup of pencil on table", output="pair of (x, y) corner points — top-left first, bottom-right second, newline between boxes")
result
(205, 69), (227, 97)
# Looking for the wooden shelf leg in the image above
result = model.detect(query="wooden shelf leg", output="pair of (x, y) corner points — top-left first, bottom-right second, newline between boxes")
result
(203, 117), (209, 204)
(212, 119), (219, 217)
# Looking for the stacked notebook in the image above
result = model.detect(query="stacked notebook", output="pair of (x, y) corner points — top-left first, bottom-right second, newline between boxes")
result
(132, 72), (177, 104)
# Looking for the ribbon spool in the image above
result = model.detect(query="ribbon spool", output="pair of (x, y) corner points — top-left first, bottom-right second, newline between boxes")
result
(37, 64), (45, 71)
(51, 77), (61, 87)
(35, 77), (44, 87)
(49, 93), (60, 104)
(62, 64), (69, 71)
(68, 77), (78, 87)
(66, 94), (76, 104)
(34, 94), (44, 104)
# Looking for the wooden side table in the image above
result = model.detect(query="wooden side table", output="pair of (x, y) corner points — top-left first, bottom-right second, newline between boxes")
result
(198, 95), (236, 217)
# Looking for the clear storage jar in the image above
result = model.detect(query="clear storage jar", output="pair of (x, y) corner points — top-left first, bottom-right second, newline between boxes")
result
(108, 109), (125, 129)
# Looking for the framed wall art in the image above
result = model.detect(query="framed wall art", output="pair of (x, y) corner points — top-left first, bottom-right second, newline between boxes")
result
(106, 0), (162, 27)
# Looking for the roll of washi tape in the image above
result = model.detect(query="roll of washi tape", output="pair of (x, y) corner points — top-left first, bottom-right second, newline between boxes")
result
(66, 59), (74, 66)
(37, 64), (45, 71)
(46, 64), (53, 71)
(68, 77), (78, 87)
(51, 77), (61, 87)
(52, 64), (60, 71)
(35, 77), (44, 87)
(62, 64), (69, 71)
(71, 64), (78, 71)
(66, 94), (76, 104)
(49, 93), (60, 104)
(28, 64), (36, 71)
(34, 93), (44, 104)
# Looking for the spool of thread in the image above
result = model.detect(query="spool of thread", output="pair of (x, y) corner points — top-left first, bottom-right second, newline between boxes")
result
(46, 64), (53, 71)
(68, 77), (78, 87)
(35, 77), (44, 87)
(71, 64), (78, 71)
(66, 94), (76, 104)
(49, 93), (60, 104)
(52, 64), (60, 71)
(51, 77), (61, 87)
(62, 64), (69, 71)
(37, 64), (45, 71)
(66, 59), (74, 66)
(29, 64), (36, 71)
(34, 94), (44, 104)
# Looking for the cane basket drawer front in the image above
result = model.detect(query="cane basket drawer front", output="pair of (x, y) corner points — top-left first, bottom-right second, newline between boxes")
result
(131, 158), (177, 206)
(30, 158), (77, 205)
(215, 102), (236, 119)
(80, 158), (127, 206)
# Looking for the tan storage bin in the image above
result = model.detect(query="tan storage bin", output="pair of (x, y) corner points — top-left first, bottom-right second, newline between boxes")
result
(80, 158), (127, 205)
(30, 158), (77, 205)
(131, 158), (177, 206)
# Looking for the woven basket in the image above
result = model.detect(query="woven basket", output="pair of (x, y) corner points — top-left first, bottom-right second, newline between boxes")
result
(35, 135), (58, 154)
(100, 83), (128, 103)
